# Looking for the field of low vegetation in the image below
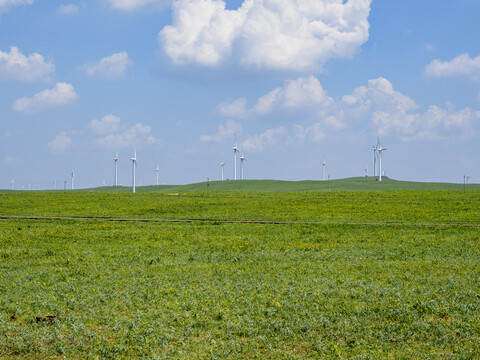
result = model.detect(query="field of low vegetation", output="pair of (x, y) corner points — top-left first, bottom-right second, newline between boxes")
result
(1, 190), (479, 359)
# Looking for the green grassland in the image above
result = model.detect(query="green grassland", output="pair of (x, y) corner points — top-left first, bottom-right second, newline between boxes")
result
(1, 190), (480, 359)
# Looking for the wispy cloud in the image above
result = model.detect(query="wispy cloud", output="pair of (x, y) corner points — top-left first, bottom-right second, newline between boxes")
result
(0, 46), (54, 82)
(107, 0), (171, 11)
(94, 123), (156, 148)
(48, 132), (72, 154)
(58, 4), (79, 14)
(12, 82), (78, 114)
(424, 53), (480, 82)
(87, 114), (121, 135)
(241, 126), (287, 152)
(80, 52), (133, 79)
(200, 119), (243, 143)
(48, 115), (157, 154)
(3, 156), (19, 165)
(0, 0), (34, 16)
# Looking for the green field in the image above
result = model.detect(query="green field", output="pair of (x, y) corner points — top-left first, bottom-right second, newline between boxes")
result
(1, 190), (480, 359)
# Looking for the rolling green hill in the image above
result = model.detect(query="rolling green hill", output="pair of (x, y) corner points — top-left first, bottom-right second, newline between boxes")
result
(89, 177), (479, 192)
(2, 177), (478, 193)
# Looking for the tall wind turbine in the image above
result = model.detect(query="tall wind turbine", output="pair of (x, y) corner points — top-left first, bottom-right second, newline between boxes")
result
(372, 140), (379, 177)
(71, 170), (75, 190)
(11, 178), (14, 190)
(239, 152), (246, 180)
(376, 138), (387, 182)
(220, 161), (225, 181)
(232, 135), (239, 180)
(130, 148), (137, 193)
(156, 165), (160, 186)
(322, 159), (327, 181)
(113, 153), (119, 186)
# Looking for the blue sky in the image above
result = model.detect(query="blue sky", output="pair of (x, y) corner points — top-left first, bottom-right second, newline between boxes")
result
(1, 0), (479, 189)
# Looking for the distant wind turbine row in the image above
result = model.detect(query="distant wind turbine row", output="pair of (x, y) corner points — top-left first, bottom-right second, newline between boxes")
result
(6, 138), (392, 191)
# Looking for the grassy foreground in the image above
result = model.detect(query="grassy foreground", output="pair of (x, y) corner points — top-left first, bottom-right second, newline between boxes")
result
(1, 191), (480, 359)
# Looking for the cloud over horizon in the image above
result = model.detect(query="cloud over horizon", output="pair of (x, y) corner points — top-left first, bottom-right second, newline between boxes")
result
(49, 115), (157, 154)
(210, 76), (479, 152)
(159, 0), (372, 71)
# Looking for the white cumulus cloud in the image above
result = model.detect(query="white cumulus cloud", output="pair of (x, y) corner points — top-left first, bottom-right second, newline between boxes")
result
(48, 132), (72, 154)
(219, 76), (333, 118)
(215, 75), (478, 145)
(107, 0), (171, 11)
(0, 46), (54, 82)
(81, 52), (133, 79)
(0, 0), (34, 15)
(424, 53), (480, 82)
(159, 0), (372, 70)
(254, 76), (333, 113)
(12, 82), (78, 114)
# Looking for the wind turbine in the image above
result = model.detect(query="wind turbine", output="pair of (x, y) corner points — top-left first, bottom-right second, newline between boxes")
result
(232, 135), (239, 180)
(220, 161), (225, 181)
(372, 140), (379, 177)
(11, 178), (14, 190)
(239, 152), (246, 180)
(130, 148), (137, 193)
(155, 164), (160, 186)
(71, 170), (75, 190)
(113, 153), (119, 186)
(376, 138), (387, 182)
(322, 159), (327, 181)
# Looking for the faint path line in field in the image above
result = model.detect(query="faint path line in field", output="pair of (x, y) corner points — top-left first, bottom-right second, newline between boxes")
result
(0, 215), (479, 228)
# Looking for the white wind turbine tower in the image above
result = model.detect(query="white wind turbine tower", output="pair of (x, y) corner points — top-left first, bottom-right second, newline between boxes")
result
(156, 165), (160, 186)
(239, 152), (246, 180)
(130, 148), (137, 193)
(372, 140), (379, 177)
(113, 153), (119, 186)
(376, 138), (387, 182)
(71, 170), (75, 190)
(232, 135), (239, 180)
(220, 161), (225, 181)
(322, 159), (327, 181)
(11, 178), (14, 190)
